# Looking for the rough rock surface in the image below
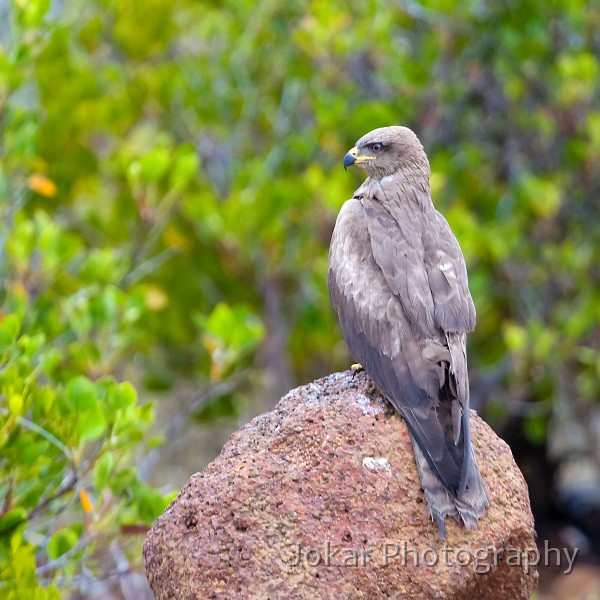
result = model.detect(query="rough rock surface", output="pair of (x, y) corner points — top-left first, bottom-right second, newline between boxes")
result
(144, 371), (538, 599)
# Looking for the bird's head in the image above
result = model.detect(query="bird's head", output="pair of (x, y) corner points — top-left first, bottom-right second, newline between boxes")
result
(343, 126), (429, 180)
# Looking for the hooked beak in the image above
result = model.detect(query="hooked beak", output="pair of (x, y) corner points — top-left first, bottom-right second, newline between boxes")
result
(343, 147), (358, 170)
(343, 146), (375, 170)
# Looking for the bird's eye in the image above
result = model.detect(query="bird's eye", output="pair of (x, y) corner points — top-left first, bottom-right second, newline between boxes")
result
(372, 143), (383, 151)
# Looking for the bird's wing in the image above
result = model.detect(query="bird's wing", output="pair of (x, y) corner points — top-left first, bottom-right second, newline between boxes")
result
(328, 199), (463, 491)
(364, 180), (475, 401)
(365, 178), (475, 336)
(358, 180), (477, 493)
(421, 211), (475, 418)
(423, 211), (476, 334)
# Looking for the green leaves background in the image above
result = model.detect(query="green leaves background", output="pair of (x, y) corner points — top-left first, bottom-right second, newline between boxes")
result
(2, 0), (600, 595)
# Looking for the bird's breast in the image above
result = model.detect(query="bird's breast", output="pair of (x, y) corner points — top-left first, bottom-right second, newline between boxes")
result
(329, 199), (404, 349)
(329, 199), (374, 282)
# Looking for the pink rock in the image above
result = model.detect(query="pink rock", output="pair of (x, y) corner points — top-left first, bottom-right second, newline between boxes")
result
(144, 371), (538, 599)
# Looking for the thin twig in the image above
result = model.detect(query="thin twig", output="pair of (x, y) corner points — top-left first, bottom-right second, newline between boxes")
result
(17, 416), (74, 463)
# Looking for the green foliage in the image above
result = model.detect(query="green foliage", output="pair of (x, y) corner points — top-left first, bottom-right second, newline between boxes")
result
(199, 302), (265, 379)
(0, 210), (169, 593)
(2, 0), (600, 594)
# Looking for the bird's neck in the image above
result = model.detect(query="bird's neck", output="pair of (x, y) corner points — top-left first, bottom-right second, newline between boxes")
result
(369, 162), (431, 190)
(397, 158), (431, 202)
(397, 155), (431, 183)
(368, 155), (430, 186)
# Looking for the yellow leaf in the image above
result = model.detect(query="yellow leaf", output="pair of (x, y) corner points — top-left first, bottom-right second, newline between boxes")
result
(27, 174), (57, 198)
(504, 322), (527, 352)
(430, 171), (447, 198)
(145, 285), (169, 310)
(7, 281), (27, 299)
(162, 224), (189, 250)
(9, 394), (24, 415)
(80, 488), (93, 513)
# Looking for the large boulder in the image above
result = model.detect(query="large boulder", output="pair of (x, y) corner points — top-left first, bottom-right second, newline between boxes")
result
(144, 371), (538, 599)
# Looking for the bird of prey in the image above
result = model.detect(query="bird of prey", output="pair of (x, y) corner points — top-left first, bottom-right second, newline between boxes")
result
(328, 126), (489, 538)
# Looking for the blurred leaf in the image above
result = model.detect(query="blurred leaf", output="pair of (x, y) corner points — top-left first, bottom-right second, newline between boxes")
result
(66, 376), (97, 412)
(27, 174), (57, 198)
(78, 405), (106, 441)
(0, 315), (21, 352)
(107, 381), (138, 411)
(8, 394), (24, 416)
(199, 302), (264, 379)
(93, 452), (115, 491)
(0, 509), (27, 537)
(79, 488), (94, 513)
(523, 414), (548, 446)
(47, 526), (79, 560)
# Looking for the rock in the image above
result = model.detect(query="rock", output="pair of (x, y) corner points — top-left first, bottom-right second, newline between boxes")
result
(144, 371), (538, 599)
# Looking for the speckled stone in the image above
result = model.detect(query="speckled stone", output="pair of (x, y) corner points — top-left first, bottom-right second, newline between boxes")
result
(144, 371), (538, 599)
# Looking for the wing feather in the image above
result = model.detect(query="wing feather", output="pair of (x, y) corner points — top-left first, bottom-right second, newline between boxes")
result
(425, 211), (476, 333)
(328, 198), (466, 491)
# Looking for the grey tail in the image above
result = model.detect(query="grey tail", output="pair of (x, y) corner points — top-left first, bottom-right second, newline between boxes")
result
(410, 435), (489, 539)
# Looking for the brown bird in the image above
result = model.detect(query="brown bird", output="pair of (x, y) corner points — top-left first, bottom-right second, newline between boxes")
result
(328, 126), (489, 538)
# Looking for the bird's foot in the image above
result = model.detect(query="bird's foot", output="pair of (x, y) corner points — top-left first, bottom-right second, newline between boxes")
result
(351, 363), (364, 372)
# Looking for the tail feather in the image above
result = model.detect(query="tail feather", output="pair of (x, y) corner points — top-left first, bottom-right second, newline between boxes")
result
(410, 433), (488, 539)
(455, 448), (489, 528)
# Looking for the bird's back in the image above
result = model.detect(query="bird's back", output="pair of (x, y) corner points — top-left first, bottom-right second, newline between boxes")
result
(329, 186), (488, 538)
